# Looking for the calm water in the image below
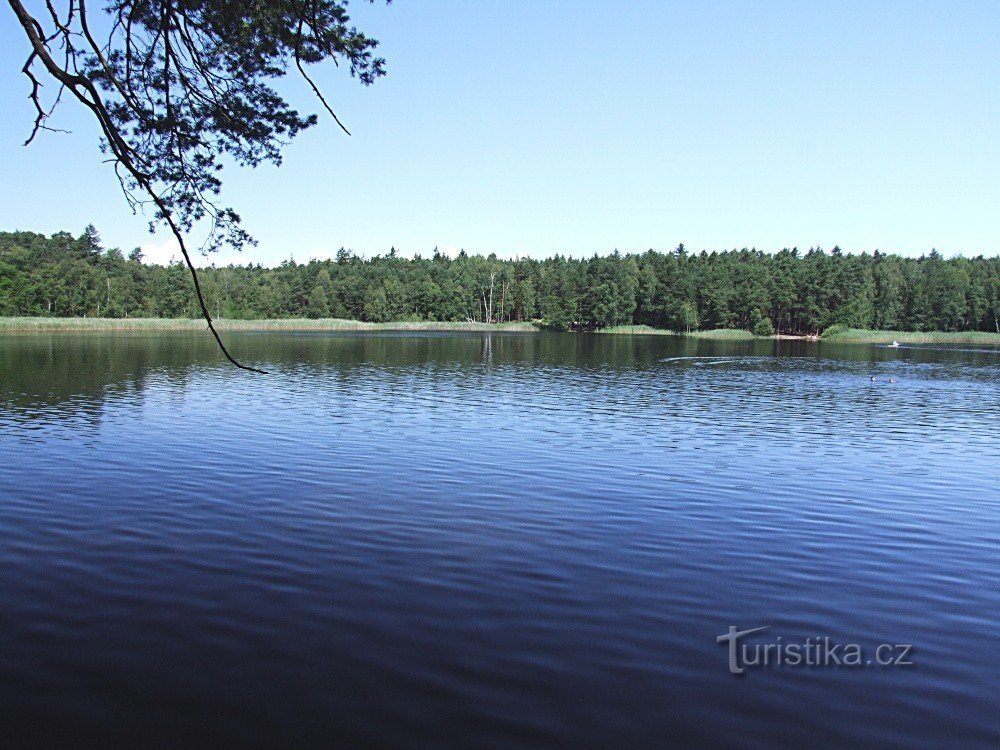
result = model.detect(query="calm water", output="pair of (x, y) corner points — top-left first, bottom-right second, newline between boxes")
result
(1, 332), (998, 748)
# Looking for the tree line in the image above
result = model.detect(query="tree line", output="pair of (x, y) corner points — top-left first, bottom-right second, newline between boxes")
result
(2, 227), (999, 335)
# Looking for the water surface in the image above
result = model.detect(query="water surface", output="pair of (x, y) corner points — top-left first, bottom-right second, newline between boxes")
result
(1, 332), (998, 748)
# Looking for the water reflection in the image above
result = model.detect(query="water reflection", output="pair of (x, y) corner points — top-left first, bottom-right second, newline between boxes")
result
(0, 331), (998, 748)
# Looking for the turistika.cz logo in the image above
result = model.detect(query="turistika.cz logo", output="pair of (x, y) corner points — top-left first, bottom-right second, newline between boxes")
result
(717, 626), (915, 675)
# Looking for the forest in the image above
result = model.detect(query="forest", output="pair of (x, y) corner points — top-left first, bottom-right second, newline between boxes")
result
(1, 227), (998, 335)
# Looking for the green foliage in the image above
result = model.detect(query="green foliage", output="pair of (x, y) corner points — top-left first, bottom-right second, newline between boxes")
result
(306, 284), (330, 319)
(583, 252), (638, 327)
(821, 324), (850, 339)
(539, 293), (574, 331)
(2, 229), (999, 336)
(363, 286), (390, 322)
(752, 317), (775, 337)
(12, 1), (391, 254)
(666, 301), (699, 333)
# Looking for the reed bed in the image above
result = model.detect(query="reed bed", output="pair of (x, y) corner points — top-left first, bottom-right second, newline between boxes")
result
(0, 317), (540, 333)
(821, 327), (1000, 345)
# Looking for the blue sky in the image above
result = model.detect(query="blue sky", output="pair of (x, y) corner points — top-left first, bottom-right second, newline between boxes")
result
(1, 0), (998, 265)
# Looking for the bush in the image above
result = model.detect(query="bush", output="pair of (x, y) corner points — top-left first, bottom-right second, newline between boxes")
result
(821, 323), (850, 339)
(540, 318), (571, 332)
(752, 317), (775, 337)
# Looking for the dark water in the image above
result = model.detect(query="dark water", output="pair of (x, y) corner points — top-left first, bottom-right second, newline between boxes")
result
(1, 332), (998, 749)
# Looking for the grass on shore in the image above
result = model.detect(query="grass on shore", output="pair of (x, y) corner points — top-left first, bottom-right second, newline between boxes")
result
(0, 317), (540, 333)
(596, 324), (676, 336)
(685, 328), (756, 340)
(6, 318), (995, 345)
(821, 326), (1000, 345)
(597, 325), (757, 340)
(600, 324), (1000, 345)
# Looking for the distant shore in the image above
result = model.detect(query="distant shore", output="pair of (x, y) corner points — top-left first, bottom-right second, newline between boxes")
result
(2, 318), (998, 345)
(595, 325), (822, 341)
(0, 317), (540, 333)
(595, 323), (1000, 344)
(819, 327), (1000, 345)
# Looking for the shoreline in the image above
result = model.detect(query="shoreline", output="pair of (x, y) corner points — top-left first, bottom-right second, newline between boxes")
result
(596, 325), (818, 341)
(2, 318), (998, 345)
(819, 327), (1000, 345)
(0, 318), (540, 333)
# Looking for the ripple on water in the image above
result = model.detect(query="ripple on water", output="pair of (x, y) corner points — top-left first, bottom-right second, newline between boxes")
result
(0, 333), (998, 748)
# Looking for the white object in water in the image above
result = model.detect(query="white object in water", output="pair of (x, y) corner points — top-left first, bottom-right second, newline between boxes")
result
(891, 341), (900, 348)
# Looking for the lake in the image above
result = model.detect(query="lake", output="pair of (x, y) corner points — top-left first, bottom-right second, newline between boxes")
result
(1, 331), (998, 748)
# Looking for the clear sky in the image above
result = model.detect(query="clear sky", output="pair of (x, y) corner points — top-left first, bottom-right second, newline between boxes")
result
(1, 1), (998, 265)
